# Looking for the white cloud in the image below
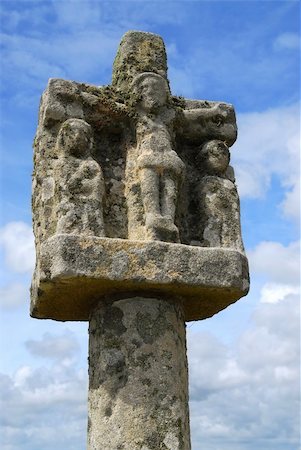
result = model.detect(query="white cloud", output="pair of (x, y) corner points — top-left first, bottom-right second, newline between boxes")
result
(248, 240), (300, 286)
(0, 222), (35, 273)
(248, 238), (300, 309)
(274, 32), (300, 50)
(1, 30), (118, 89)
(188, 292), (300, 449)
(0, 291), (299, 450)
(281, 177), (300, 222)
(0, 3), (52, 32)
(233, 104), (300, 218)
(0, 361), (87, 450)
(0, 283), (29, 309)
(25, 331), (79, 362)
(260, 282), (300, 304)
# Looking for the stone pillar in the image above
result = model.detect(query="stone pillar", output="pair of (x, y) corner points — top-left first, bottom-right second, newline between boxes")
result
(88, 296), (190, 450)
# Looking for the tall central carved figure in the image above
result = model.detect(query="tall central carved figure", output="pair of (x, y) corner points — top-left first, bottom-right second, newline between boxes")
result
(127, 72), (185, 242)
(31, 31), (249, 449)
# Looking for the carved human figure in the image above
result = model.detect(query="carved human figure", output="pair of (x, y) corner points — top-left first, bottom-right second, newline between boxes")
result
(197, 140), (244, 252)
(131, 72), (185, 242)
(55, 118), (105, 236)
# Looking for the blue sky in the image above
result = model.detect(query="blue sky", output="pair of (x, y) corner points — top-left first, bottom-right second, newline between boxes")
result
(0, 1), (300, 449)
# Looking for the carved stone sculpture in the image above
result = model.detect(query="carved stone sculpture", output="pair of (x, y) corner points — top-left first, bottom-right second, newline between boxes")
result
(31, 30), (249, 450)
(127, 72), (185, 242)
(197, 140), (245, 252)
(55, 119), (105, 237)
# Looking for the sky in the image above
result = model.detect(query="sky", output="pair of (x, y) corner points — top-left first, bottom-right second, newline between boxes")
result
(0, 1), (300, 449)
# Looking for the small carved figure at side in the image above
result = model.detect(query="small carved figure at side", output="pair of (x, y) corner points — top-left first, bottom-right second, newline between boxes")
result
(130, 72), (185, 242)
(197, 140), (245, 252)
(54, 118), (106, 237)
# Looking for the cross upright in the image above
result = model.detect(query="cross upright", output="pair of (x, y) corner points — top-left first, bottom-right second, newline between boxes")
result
(31, 31), (249, 450)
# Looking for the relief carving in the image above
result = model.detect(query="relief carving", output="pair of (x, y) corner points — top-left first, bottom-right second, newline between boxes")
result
(128, 73), (185, 242)
(32, 33), (244, 253)
(54, 118), (105, 237)
(197, 140), (244, 252)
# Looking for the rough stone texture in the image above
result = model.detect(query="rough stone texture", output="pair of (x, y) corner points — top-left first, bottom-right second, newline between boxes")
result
(31, 30), (250, 450)
(126, 72), (185, 241)
(55, 118), (106, 236)
(31, 77), (239, 249)
(31, 234), (249, 322)
(88, 296), (190, 450)
(31, 60), (248, 320)
(112, 31), (168, 92)
(196, 140), (245, 252)
(31, 37), (239, 251)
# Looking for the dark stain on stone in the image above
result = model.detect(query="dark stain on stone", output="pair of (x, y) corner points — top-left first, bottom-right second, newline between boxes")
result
(104, 405), (112, 417)
(145, 432), (165, 449)
(135, 353), (152, 370)
(141, 377), (152, 387)
(162, 350), (172, 360)
(171, 395), (177, 405)
(176, 417), (185, 448)
(131, 338), (142, 348)
(103, 306), (126, 336)
(135, 311), (167, 344)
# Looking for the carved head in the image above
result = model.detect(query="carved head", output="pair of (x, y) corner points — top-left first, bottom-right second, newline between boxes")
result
(131, 72), (170, 112)
(56, 119), (93, 158)
(198, 140), (230, 175)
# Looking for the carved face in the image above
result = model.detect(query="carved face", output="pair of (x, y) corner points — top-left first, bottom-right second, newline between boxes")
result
(57, 119), (93, 158)
(199, 140), (230, 175)
(136, 74), (168, 112)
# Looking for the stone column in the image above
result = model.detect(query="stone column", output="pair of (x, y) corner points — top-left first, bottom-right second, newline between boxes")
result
(88, 296), (190, 450)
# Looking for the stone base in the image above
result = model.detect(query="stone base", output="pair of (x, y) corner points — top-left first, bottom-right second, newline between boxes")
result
(30, 234), (249, 322)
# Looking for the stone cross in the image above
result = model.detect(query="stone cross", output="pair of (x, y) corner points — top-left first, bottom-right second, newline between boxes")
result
(31, 31), (249, 449)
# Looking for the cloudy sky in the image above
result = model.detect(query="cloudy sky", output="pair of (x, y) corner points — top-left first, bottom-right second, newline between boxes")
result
(0, 1), (299, 449)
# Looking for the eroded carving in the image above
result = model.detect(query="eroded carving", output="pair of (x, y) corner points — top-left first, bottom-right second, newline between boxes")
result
(31, 30), (249, 324)
(32, 31), (244, 253)
(54, 119), (105, 237)
(31, 31), (250, 450)
(128, 72), (185, 242)
(197, 140), (244, 252)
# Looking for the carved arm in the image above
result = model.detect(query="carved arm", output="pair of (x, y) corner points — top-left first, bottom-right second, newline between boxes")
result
(177, 100), (237, 146)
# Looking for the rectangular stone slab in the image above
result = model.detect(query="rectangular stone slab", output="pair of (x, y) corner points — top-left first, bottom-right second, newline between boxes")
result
(31, 235), (249, 322)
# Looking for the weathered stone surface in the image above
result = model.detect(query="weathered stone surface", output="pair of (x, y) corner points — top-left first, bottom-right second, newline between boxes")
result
(180, 99), (237, 146)
(112, 30), (168, 92)
(196, 140), (245, 252)
(31, 30), (250, 449)
(126, 72), (185, 242)
(30, 234), (249, 322)
(32, 43), (239, 250)
(55, 118), (106, 236)
(88, 296), (190, 450)
(31, 29), (249, 320)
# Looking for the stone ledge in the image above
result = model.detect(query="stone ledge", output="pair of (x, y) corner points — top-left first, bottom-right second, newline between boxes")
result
(30, 234), (249, 322)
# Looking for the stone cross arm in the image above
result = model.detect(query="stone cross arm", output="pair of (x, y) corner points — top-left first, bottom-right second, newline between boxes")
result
(37, 77), (237, 146)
